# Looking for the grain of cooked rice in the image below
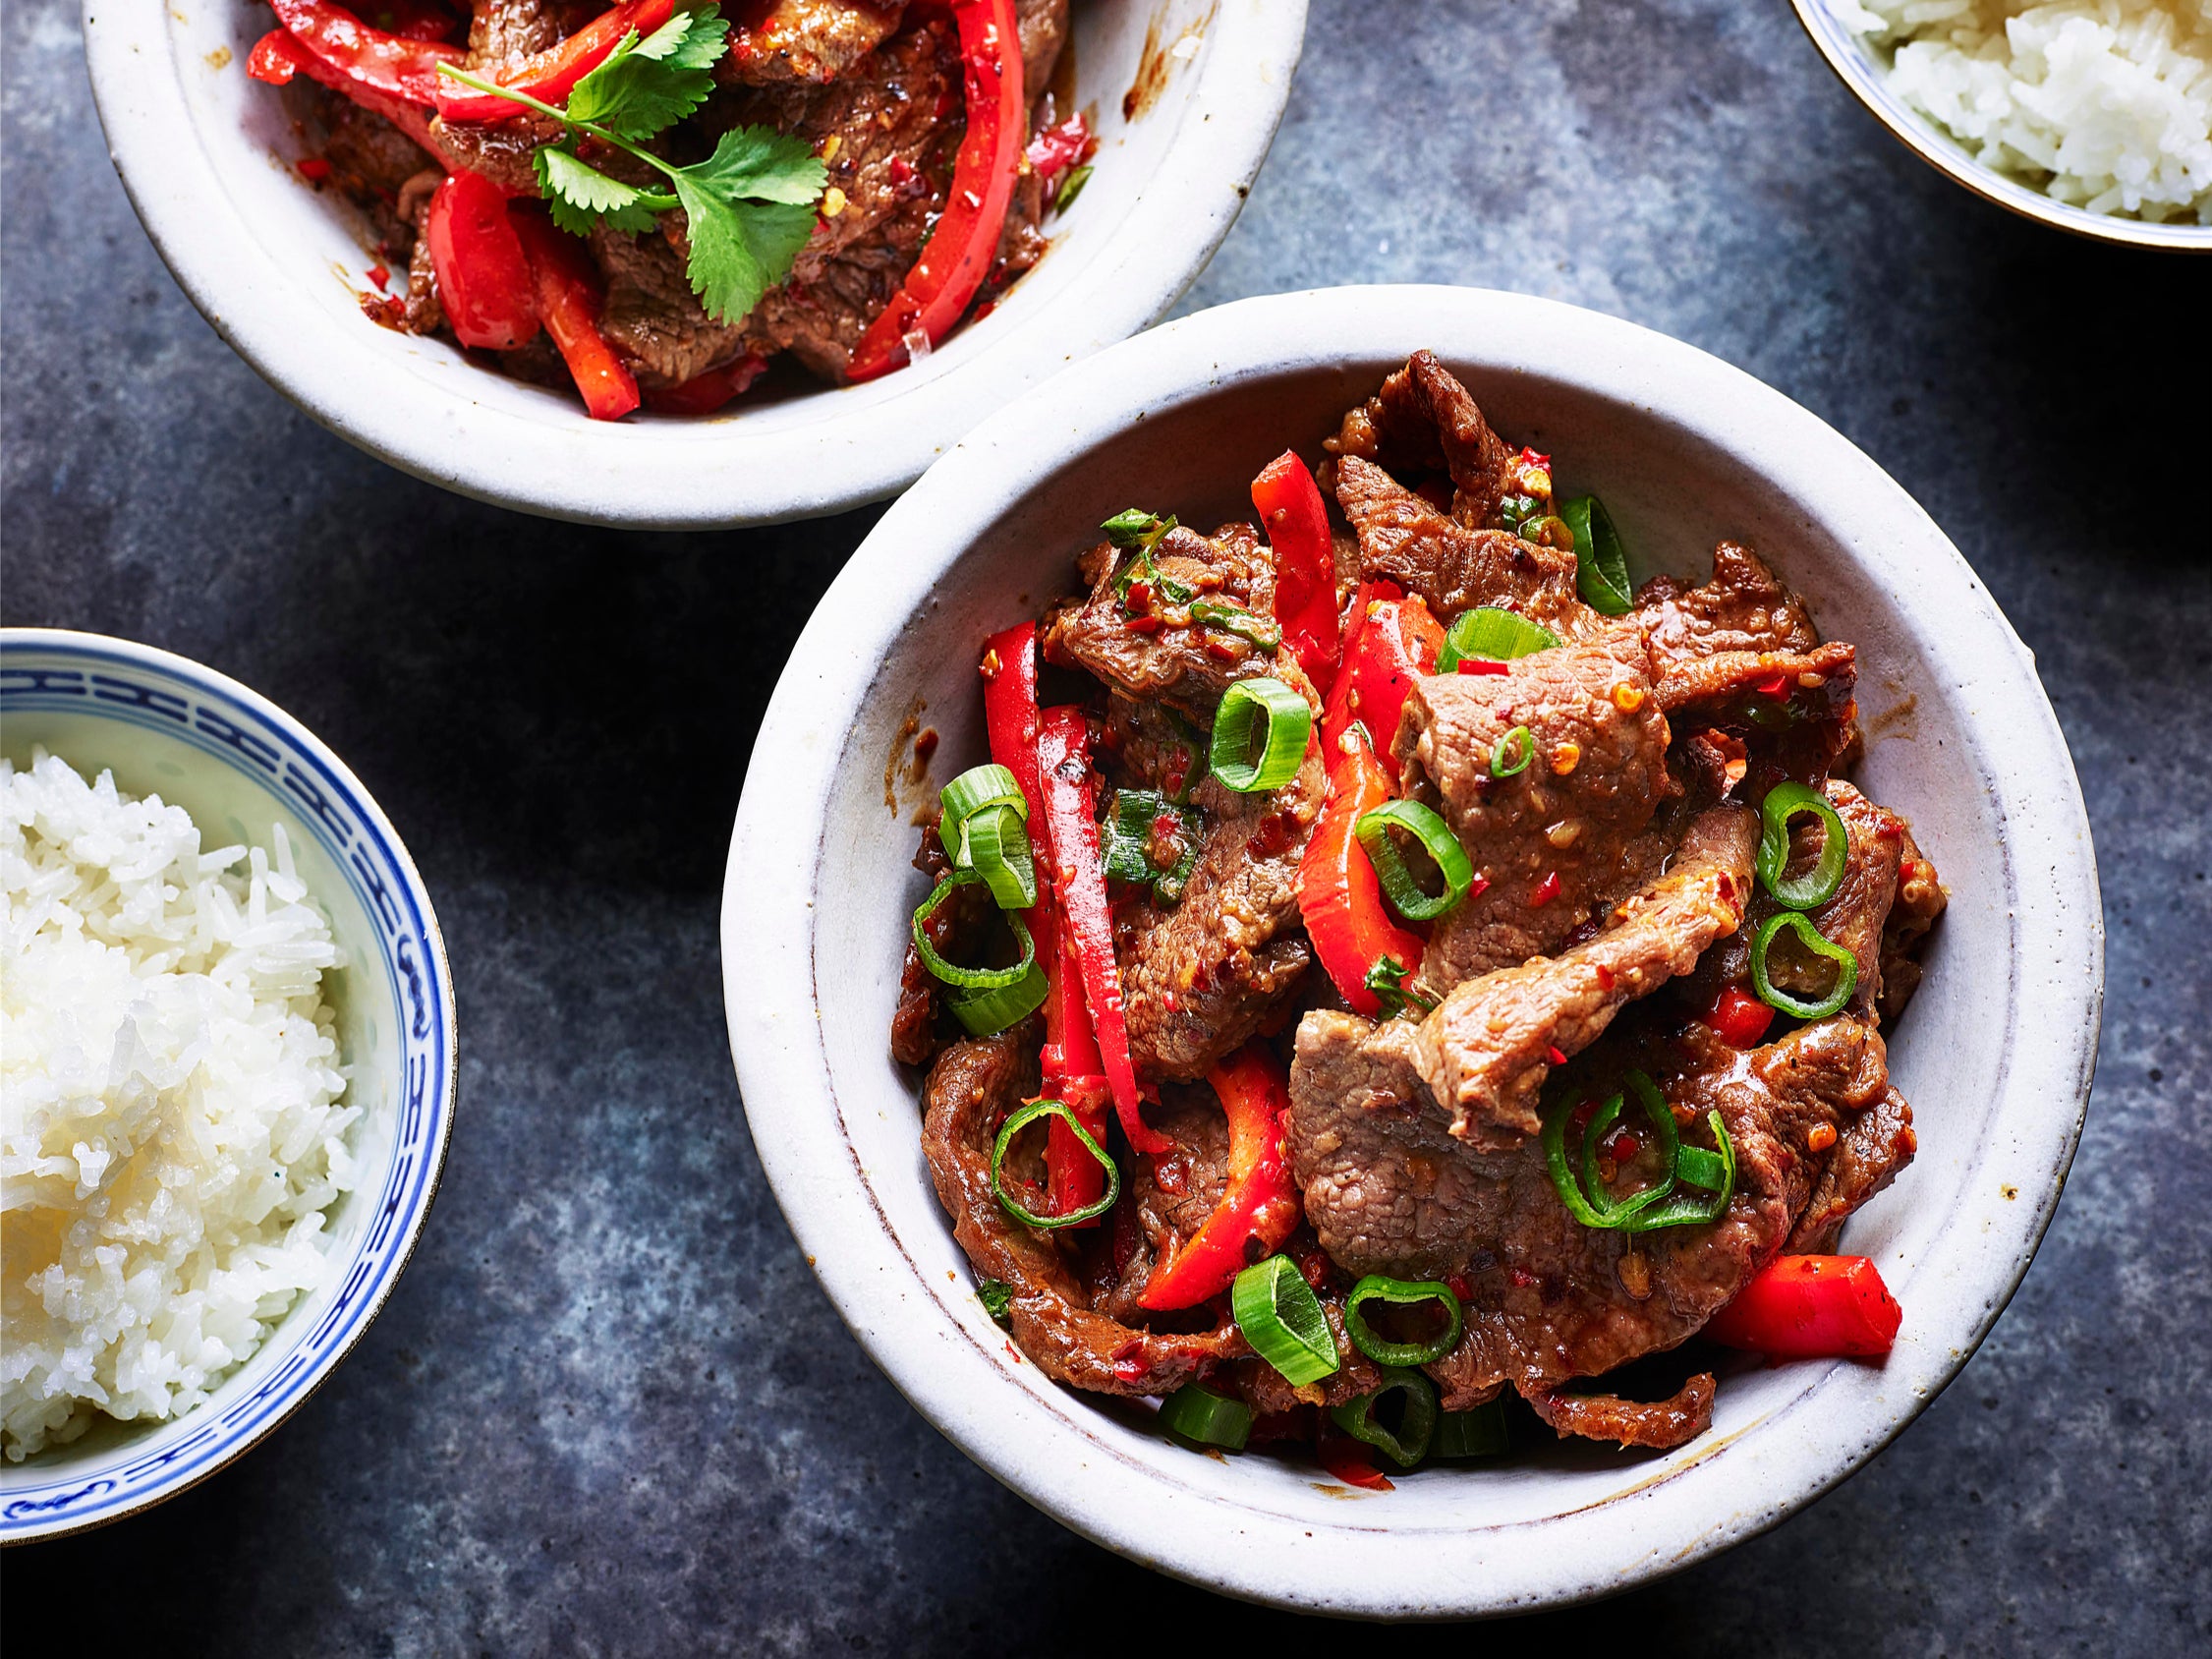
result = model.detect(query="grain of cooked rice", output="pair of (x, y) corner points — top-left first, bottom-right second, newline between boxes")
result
(1834, 0), (2212, 222)
(1, 751), (356, 1459)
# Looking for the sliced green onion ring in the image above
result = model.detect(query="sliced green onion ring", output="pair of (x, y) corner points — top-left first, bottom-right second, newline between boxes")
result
(1437, 606), (1560, 671)
(939, 763), (1027, 841)
(1618, 1110), (1736, 1231)
(1209, 677), (1312, 793)
(1560, 494), (1634, 616)
(1491, 724), (1536, 778)
(1575, 1072), (1681, 1230)
(1757, 781), (1849, 911)
(946, 955), (1049, 1036)
(1355, 800), (1476, 922)
(1543, 1071), (1738, 1235)
(1343, 1276), (1464, 1367)
(1190, 598), (1282, 651)
(1328, 1366), (1438, 1468)
(1159, 1383), (1253, 1452)
(1432, 1399), (1511, 1459)
(911, 873), (1036, 989)
(991, 1098), (1120, 1229)
(1750, 910), (1859, 1019)
(1230, 1255), (1339, 1387)
(957, 803), (1038, 909)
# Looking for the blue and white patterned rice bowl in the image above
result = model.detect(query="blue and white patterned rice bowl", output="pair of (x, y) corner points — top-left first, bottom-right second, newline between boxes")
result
(0, 629), (456, 1541)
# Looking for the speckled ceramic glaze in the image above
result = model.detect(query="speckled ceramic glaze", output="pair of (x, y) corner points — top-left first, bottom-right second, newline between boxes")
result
(721, 287), (2102, 1616)
(80, 1), (1308, 526)
(0, 631), (457, 1543)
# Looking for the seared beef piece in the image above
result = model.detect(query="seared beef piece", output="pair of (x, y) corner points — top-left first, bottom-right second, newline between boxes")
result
(890, 824), (996, 1067)
(1879, 823), (1945, 1023)
(1335, 457), (1589, 638)
(1788, 1086), (1916, 1252)
(467, 0), (566, 69)
(401, 202), (444, 335)
(1412, 806), (1757, 1148)
(1331, 350), (1515, 531)
(590, 226), (751, 387)
(1043, 524), (1284, 725)
(1091, 1085), (1228, 1323)
(426, 112), (561, 197)
(1524, 1373), (1717, 1451)
(1120, 727), (1327, 1083)
(1636, 542), (1820, 667)
(1288, 1011), (1894, 1419)
(1223, 1287), (1384, 1414)
(1097, 693), (1205, 798)
(920, 1034), (1244, 1394)
(1013, 0), (1070, 101)
(722, 0), (907, 85)
(317, 94), (438, 203)
(1394, 643), (1675, 997)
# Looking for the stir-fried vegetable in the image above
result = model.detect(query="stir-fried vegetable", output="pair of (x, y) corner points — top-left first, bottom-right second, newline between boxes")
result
(1138, 1045), (1302, 1311)
(1757, 781), (1850, 910)
(1543, 1071), (1736, 1234)
(1343, 1276), (1464, 1367)
(1252, 449), (1341, 684)
(1296, 729), (1427, 1018)
(1705, 1255), (1902, 1358)
(1560, 493), (1634, 615)
(1158, 1383), (1254, 1451)
(1329, 1367), (1438, 1467)
(1209, 677), (1312, 793)
(1436, 605), (1560, 671)
(1355, 799), (1479, 923)
(1230, 1255), (1338, 1387)
(1319, 582), (1445, 781)
(1750, 911), (1859, 1019)
(990, 1099), (1119, 1230)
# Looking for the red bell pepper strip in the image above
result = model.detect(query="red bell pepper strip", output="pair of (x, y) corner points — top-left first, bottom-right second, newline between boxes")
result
(1253, 450), (1341, 685)
(1036, 704), (1166, 1155)
(265, 0), (460, 103)
(1296, 728), (1426, 1018)
(1705, 1255), (1902, 1359)
(1706, 984), (1776, 1050)
(507, 206), (641, 421)
(1318, 1434), (1393, 1491)
(248, 29), (440, 151)
(642, 354), (769, 416)
(1318, 584), (1445, 783)
(845, 0), (1023, 381)
(431, 0), (675, 123)
(1137, 1044), (1303, 1310)
(424, 171), (540, 350)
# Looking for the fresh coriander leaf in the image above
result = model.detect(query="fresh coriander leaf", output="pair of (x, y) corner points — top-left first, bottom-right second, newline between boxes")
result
(634, 3), (728, 70)
(537, 145), (662, 235)
(566, 10), (724, 139)
(977, 1279), (1013, 1325)
(673, 175), (816, 323)
(682, 123), (830, 207)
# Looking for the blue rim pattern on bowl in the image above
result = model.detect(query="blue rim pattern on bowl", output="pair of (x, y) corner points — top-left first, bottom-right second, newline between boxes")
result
(1792, 0), (2212, 253)
(0, 633), (457, 1541)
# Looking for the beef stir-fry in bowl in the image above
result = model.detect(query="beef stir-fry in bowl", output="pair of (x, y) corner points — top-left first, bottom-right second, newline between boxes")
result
(892, 352), (1945, 1482)
(246, 0), (1088, 419)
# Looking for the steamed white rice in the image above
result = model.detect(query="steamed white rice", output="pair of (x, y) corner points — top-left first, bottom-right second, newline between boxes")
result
(1834, 0), (2212, 222)
(1, 751), (358, 1459)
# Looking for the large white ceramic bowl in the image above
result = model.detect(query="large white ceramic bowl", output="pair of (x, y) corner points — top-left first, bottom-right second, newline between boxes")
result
(719, 286), (2102, 1616)
(1792, 0), (2212, 253)
(0, 630), (457, 1542)
(82, 1), (1307, 526)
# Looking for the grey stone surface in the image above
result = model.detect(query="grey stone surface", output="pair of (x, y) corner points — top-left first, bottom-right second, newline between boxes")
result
(3, 0), (2207, 1649)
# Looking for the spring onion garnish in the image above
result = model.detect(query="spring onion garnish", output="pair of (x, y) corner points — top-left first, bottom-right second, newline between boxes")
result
(1159, 1383), (1254, 1452)
(1364, 955), (1436, 1021)
(1490, 725), (1536, 778)
(1432, 1399), (1510, 1459)
(1560, 494), (1634, 616)
(1103, 508), (1176, 549)
(1328, 1366), (1439, 1468)
(976, 1279), (1013, 1325)
(1343, 1276), (1464, 1367)
(991, 1098), (1121, 1230)
(1103, 790), (1204, 904)
(1355, 800), (1476, 922)
(939, 763), (1027, 839)
(911, 873), (1037, 990)
(1749, 910), (1859, 1020)
(1542, 1070), (1736, 1234)
(1757, 781), (1849, 911)
(1189, 598), (1283, 652)
(956, 804), (1039, 909)
(1209, 677), (1312, 793)
(1436, 606), (1560, 671)
(945, 956), (1049, 1036)
(1230, 1255), (1339, 1387)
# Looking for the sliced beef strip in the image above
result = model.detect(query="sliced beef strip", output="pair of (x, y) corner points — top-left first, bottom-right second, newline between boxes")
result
(1636, 542), (1821, 669)
(590, 224), (752, 387)
(1412, 805), (1757, 1148)
(890, 823), (996, 1068)
(1394, 643), (1676, 997)
(1787, 1085), (1916, 1252)
(466, 0), (567, 70)
(1013, 0), (1070, 104)
(1524, 1372), (1717, 1452)
(1879, 823), (1945, 1024)
(400, 197), (444, 335)
(1043, 524), (1284, 725)
(425, 111), (563, 196)
(722, 0), (907, 85)
(1119, 720), (1326, 1083)
(1088, 1084), (1229, 1323)
(1335, 455), (1591, 638)
(1330, 349), (1516, 531)
(920, 1034), (1244, 1395)
(1222, 1286), (1384, 1414)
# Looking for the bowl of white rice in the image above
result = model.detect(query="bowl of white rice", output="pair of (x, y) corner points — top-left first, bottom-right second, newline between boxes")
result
(0, 629), (456, 1541)
(1795, 0), (2212, 250)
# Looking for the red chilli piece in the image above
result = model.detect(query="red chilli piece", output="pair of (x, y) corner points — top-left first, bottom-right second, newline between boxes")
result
(1756, 673), (1791, 699)
(1318, 1436), (1393, 1492)
(1530, 871), (1562, 907)
(1545, 1044), (1569, 1066)
(296, 156), (333, 182)
(1457, 658), (1509, 676)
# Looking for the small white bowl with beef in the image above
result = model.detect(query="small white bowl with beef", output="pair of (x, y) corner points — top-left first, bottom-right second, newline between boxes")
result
(719, 285), (2101, 1615)
(82, 1), (1306, 525)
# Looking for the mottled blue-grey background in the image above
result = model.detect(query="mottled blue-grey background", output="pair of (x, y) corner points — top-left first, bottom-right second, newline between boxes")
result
(4, 0), (2207, 1650)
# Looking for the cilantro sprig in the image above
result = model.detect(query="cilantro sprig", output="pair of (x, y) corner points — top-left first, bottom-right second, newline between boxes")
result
(437, 6), (826, 325)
